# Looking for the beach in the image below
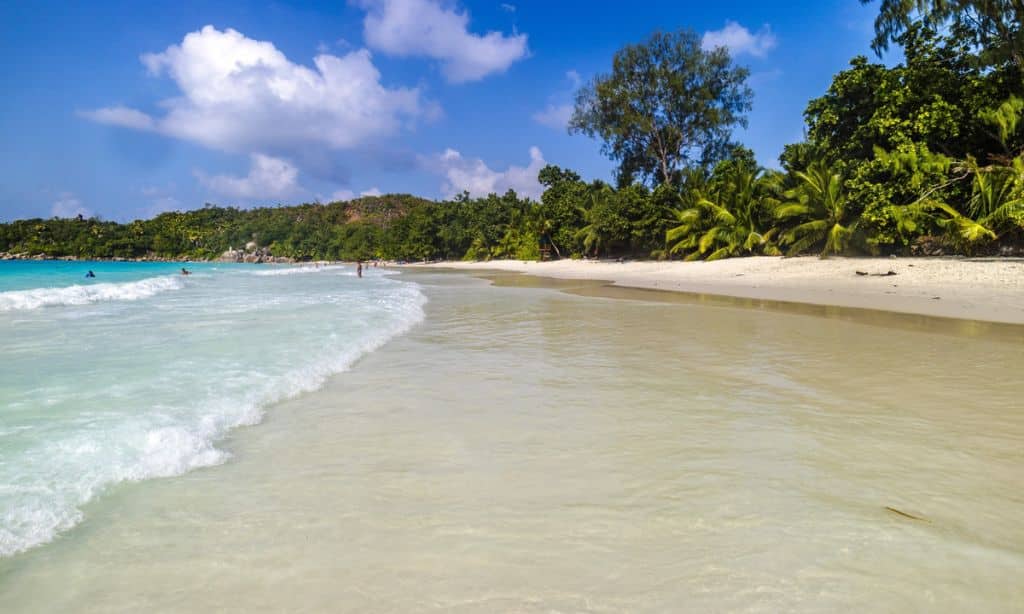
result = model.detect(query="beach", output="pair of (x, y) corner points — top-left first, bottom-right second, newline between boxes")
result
(1, 268), (1022, 612)
(406, 257), (1024, 325)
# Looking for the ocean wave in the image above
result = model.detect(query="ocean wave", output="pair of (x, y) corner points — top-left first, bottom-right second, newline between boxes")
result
(0, 277), (426, 558)
(0, 276), (184, 312)
(250, 265), (349, 276)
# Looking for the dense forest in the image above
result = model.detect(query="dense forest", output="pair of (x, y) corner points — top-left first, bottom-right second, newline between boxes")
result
(2, 1), (1022, 262)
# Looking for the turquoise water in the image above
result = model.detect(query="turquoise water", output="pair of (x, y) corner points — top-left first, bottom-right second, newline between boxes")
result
(0, 260), (425, 557)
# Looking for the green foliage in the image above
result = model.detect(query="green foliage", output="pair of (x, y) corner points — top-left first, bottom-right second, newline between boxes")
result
(569, 29), (752, 187)
(862, 0), (1024, 68)
(538, 165), (589, 257)
(666, 158), (781, 260)
(776, 160), (860, 257)
(804, 26), (1008, 165)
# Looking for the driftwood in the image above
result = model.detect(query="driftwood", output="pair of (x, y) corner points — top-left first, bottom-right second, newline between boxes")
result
(885, 506), (929, 522)
(856, 270), (898, 277)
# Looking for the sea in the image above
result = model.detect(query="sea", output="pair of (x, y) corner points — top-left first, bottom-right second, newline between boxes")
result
(0, 260), (425, 558)
(0, 262), (1021, 612)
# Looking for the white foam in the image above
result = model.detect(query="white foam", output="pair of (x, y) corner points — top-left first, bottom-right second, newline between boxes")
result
(251, 265), (348, 276)
(0, 276), (184, 312)
(0, 275), (427, 558)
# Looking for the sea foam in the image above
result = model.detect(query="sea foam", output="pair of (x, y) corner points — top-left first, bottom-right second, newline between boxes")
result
(0, 276), (184, 311)
(251, 265), (348, 276)
(0, 267), (426, 558)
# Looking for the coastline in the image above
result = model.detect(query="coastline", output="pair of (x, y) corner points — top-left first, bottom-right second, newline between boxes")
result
(4, 270), (1022, 611)
(402, 256), (1024, 325)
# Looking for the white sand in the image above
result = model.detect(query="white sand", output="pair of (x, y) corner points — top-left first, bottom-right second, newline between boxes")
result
(405, 257), (1024, 324)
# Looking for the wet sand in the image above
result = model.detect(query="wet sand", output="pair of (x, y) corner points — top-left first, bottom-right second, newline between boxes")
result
(408, 257), (1024, 324)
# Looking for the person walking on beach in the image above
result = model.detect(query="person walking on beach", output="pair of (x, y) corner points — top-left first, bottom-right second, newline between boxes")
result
(356, 261), (363, 278)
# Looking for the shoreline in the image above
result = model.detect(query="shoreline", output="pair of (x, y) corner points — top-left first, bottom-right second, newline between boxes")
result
(5, 269), (1022, 611)
(401, 256), (1024, 325)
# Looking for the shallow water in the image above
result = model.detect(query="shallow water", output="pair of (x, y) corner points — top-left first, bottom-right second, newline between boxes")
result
(0, 261), (424, 557)
(1, 270), (1021, 612)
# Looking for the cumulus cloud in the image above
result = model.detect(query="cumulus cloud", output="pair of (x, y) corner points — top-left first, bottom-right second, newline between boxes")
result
(532, 104), (573, 130)
(51, 193), (92, 219)
(355, 0), (529, 83)
(702, 21), (777, 58)
(360, 187), (383, 197)
(83, 26), (423, 155)
(429, 146), (545, 199)
(197, 154), (300, 200)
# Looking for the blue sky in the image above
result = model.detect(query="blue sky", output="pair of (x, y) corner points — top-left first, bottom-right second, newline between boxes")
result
(0, 0), (886, 221)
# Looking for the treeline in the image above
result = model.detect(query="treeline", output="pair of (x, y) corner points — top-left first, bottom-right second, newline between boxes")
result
(3, 4), (1023, 262)
(0, 192), (552, 262)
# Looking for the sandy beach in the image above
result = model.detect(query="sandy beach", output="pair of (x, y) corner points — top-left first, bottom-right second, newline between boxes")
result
(406, 257), (1024, 325)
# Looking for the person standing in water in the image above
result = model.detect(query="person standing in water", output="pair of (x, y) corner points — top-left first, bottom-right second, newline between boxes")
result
(356, 261), (363, 278)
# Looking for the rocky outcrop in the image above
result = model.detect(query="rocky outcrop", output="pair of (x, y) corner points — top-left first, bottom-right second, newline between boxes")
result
(217, 247), (294, 264)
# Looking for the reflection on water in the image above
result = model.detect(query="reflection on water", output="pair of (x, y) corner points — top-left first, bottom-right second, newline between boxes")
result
(1, 270), (1021, 612)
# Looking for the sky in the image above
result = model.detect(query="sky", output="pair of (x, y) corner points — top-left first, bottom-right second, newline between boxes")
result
(0, 0), (888, 221)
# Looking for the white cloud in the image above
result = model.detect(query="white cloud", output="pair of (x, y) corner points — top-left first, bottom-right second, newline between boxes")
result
(532, 103), (572, 130)
(325, 186), (383, 202)
(78, 106), (156, 130)
(532, 70), (580, 130)
(197, 153), (300, 200)
(702, 21), (777, 58)
(355, 0), (529, 83)
(429, 146), (545, 199)
(83, 26), (423, 155)
(51, 193), (92, 219)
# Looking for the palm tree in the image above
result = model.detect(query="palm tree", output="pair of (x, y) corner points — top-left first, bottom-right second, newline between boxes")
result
(666, 166), (780, 260)
(929, 156), (1024, 252)
(776, 160), (858, 257)
(575, 189), (611, 258)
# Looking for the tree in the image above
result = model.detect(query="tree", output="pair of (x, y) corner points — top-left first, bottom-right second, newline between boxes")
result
(862, 0), (1024, 69)
(777, 160), (859, 257)
(569, 30), (752, 187)
(575, 187), (623, 257)
(538, 165), (589, 257)
(666, 161), (780, 260)
(804, 27), (1003, 164)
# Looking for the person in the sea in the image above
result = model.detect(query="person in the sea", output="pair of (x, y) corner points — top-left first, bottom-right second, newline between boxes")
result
(356, 261), (363, 278)
(181, 267), (191, 276)
(85, 270), (95, 278)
